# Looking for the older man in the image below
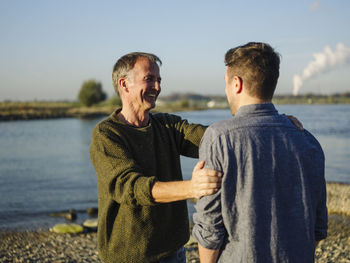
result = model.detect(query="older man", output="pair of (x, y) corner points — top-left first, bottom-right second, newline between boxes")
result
(193, 42), (328, 263)
(90, 52), (222, 263)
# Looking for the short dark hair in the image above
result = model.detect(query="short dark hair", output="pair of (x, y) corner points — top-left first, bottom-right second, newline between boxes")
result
(112, 52), (162, 94)
(225, 42), (280, 100)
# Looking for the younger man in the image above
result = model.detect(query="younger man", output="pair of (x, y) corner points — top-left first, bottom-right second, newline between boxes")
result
(192, 42), (328, 263)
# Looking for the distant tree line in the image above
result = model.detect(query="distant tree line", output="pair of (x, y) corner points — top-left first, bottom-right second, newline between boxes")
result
(76, 80), (350, 108)
(159, 92), (350, 105)
(272, 92), (350, 104)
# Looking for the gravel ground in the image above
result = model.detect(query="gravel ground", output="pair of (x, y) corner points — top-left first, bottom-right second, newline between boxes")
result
(1, 214), (349, 263)
(0, 231), (100, 263)
(315, 214), (350, 263)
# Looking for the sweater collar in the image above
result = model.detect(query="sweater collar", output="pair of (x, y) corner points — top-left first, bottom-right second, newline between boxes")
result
(112, 108), (152, 129)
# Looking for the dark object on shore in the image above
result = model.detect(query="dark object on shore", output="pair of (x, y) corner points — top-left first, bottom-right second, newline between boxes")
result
(50, 209), (77, 221)
(65, 209), (77, 221)
(87, 207), (98, 217)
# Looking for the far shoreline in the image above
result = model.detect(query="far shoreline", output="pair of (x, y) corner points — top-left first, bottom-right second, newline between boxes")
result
(1, 100), (350, 121)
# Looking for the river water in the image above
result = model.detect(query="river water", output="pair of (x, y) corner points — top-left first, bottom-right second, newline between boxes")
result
(0, 105), (349, 230)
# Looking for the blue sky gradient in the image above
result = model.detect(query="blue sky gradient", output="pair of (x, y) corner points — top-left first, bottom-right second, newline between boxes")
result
(1, 0), (349, 100)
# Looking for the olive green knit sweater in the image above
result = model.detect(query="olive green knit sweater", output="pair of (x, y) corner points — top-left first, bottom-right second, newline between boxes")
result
(90, 109), (206, 263)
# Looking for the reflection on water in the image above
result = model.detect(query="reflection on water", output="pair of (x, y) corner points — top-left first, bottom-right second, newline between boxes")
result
(0, 104), (349, 230)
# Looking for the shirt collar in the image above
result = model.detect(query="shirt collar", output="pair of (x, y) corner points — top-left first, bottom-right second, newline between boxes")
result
(235, 103), (277, 117)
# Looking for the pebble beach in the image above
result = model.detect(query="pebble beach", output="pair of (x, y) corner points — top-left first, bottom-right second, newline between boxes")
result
(1, 182), (349, 263)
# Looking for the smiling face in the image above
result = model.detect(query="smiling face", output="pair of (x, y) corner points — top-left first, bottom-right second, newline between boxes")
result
(123, 57), (161, 113)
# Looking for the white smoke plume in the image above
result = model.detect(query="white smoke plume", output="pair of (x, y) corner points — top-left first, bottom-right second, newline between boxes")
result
(292, 42), (350, 95)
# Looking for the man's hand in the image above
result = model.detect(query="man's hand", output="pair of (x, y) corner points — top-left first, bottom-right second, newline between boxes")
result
(151, 161), (221, 203)
(190, 161), (222, 199)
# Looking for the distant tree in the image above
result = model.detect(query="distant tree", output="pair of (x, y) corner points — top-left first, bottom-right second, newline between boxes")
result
(78, 80), (106, 107)
(179, 99), (190, 108)
(343, 92), (350, 98)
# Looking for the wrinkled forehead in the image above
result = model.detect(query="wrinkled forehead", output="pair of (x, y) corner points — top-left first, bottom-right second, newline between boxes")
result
(130, 57), (160, 76)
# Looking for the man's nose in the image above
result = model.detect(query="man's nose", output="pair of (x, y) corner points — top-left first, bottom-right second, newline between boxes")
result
(154, 81), (161, 92)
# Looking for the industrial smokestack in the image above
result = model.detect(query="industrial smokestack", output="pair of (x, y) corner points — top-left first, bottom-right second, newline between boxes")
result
(293, 42), (350, 95)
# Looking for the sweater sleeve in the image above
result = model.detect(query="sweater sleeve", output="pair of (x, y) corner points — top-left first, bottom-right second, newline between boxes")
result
(165, 114), (206, 158)
(90, 124), (157, 206)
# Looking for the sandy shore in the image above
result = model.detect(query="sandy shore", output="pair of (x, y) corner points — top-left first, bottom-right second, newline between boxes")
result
(1, 182), (349, 262)
(1, 214), (349, 263)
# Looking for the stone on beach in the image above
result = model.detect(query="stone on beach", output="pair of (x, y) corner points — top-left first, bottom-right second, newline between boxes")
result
(83, 219), (98, 231)
(50, 223), (84, 234)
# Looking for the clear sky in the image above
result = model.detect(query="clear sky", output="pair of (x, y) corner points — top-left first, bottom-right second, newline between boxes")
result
(1, 0), (350, 101)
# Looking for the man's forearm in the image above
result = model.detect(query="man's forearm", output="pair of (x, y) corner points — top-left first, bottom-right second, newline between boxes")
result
(151, 161), (222, 203)
(198, 243), (220, 263)
(151, 181), (192, 203)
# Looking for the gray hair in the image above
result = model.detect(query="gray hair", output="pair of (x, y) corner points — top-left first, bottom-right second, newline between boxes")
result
(112, 52), (162, 94)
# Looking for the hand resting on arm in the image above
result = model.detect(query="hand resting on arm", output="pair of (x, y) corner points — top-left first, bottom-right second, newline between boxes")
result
(152, 161), (222, 203)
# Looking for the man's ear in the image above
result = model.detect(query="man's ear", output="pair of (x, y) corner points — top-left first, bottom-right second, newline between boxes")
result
(233, 76), (243, 94)
(119, 78), (128, 93)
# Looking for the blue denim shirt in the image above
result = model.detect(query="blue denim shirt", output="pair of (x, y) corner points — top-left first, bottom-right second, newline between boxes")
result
(192, 103), (327, 263)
